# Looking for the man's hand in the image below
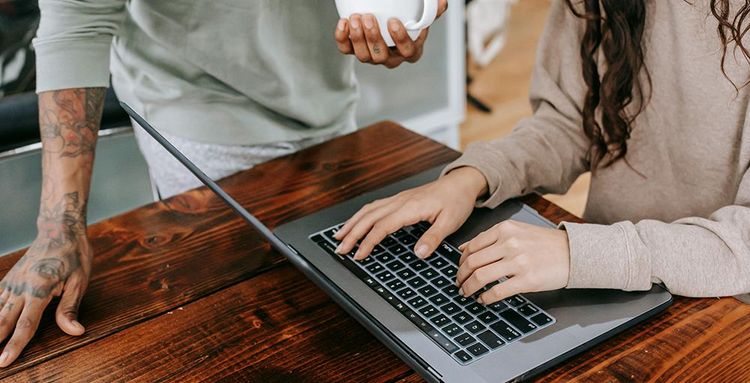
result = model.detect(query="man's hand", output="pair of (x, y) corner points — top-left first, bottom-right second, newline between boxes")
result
(455, 221), (571, 304)
(0, 88), (104, 367)
(334, 0), (448, 68)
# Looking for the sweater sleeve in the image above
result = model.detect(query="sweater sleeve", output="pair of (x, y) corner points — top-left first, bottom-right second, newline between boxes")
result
(562, 167), (750, 299)
(442, 0), (591, 208)
(33, 0), (127, 93)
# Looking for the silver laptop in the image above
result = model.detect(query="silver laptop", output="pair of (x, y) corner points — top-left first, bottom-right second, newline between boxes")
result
(123, 103), (672, 383)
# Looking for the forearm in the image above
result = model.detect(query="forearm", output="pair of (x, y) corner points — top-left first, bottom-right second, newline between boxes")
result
(36, 88), (105, 239)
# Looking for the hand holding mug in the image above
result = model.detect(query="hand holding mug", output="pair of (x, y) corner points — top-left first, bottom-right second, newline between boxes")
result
(334, 0), (449, 68)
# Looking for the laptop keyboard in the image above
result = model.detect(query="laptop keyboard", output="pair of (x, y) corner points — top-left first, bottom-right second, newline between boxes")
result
(310, 221), (555, 365)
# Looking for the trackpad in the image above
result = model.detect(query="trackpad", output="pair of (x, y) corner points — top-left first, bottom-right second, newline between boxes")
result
(447, 200), (556, 246)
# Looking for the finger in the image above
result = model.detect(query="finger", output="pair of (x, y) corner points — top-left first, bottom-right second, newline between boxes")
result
(0, 302), (43, 367)
(415, 213), (456, 259)
(0, 287), (10, 311)
(0, 297), (23, 344)
(338, 203), (400, 254)
(438, 0), (449, 16)
(388, 19), (417, 59)
(456, 244), (505, 286)
(459, 260), (515, 298)
(355, 212), (422, 260)
(335, 19), (354, 54)
(348, 14), (372, 62)
(382, 55), (406, 69)
(459, 229), (499, 265)
(56, 274), (87, 336)
(336, 199), (387, 240)
(362, 14), (390, 64)
(477, 277), (527, 305)
(406, 28), (429, 63)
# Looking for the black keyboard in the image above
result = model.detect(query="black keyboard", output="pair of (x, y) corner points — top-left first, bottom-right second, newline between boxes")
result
(310, 222), (555, 365)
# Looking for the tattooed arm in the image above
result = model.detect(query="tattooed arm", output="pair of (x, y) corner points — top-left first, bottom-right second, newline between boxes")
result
(0, 88), (104, 367)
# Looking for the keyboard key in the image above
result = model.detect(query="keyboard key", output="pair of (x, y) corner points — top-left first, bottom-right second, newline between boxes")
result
(442, 285), (459, 296)
(454, 350), (473, 363)
(499, 310), (538, 333)
(477, 311), (499, 324)
(454, 332), (476, 346)
(323, 228), (338, 241)
(490, 320), (522, 342)
(453, 295), (473, 306)
(385, 260), (406, 272)
(410, 260), (429, 271)
(467, 302), (488, 315)
(363, 276), (378, 287)
(374, 252), (394, 263)
(394, 229), (409, 238)
(371, 245), (386, 256)
(375, 271), (395, 282)
(477, 330), (505, 350)
(407, 276), (428, 289)
(431, 276), (451, 289)
(436, 243), (461, 264)
(397, 288), (416, 300)
(426, 329), (459, 353)
(442, 323), (462, 337)
(358, 255), (374, 265)
(396, 269), (416, 280)
(430, 314), (450, 327)
(311, 234), (325, 243)
(429, 257), (449, 269)
(488, 301), (509, 312)
(504, 295), (526, 307)
(381, 237), (397, 247)
(441, 265), (458, 277)
(400, 252), (418, 263)
(466, 320), (486, 334)
(408, 296), (428, 309)
(383, 292), (401, 307)
(451, 311), (472, 325)
(365, 263), (384, 274)
(467, 343), (489, 357)
(518, 304), (540, 317)
(388, 244), (407, 255)
(399, 234), (418, 245)
(419, 268), (439, 280)
(393, 301), (408, 312)
(373, 284), (389, 298)
(418, 285), (438, 297)
(429, 294), (450, 306)
(420, 305), (439, 318)
(441, 303), (461, 315)
(405, 309), (433, 332)
(531, 313), (553, 326)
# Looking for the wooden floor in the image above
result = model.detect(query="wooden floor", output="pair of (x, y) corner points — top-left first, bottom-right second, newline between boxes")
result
(460, 0), (590, 217)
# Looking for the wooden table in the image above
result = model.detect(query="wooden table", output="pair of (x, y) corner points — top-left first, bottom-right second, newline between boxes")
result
(1, 123), (748, 382)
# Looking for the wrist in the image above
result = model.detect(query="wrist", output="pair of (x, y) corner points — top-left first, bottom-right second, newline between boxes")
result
(443, 166), (489, 200)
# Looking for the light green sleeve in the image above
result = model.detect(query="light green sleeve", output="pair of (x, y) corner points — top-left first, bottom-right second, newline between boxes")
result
(33, 0), (127, 93)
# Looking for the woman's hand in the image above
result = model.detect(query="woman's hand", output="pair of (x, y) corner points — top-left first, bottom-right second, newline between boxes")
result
(456, 221), (571, 304)
(334, 0), (448, 68)
(334, 167), (488, 260)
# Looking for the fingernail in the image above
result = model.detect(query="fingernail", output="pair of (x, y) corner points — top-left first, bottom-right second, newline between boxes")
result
(0, 351), (8, 366)
(363, 15), (375, 29)
(458, 287), (465, 297)
(335, 244), (344, 254)
(337, 19), (346, 31)
(458, 243), (467, 251)
(477, 296), (485, 305)
(388, 18), (400, 32)
(73, 320), (84, 331)
(350, 17), (360, 30)
(416, 245), (428, 258)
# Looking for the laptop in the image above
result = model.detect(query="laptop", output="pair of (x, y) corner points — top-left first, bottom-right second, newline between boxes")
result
(123, 103), (672, 382)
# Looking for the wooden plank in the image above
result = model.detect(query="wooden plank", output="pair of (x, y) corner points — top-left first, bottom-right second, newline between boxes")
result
(0, 123), (459, 377)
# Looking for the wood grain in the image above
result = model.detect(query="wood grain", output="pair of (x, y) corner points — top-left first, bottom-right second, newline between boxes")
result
(2, 123), (749, 383)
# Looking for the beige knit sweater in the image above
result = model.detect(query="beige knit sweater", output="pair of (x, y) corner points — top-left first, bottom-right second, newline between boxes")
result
(444, 0), (750, 301)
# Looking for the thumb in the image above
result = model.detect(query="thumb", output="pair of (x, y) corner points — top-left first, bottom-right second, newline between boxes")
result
(55, 275), (86, 336)
(414, 214), (454, 259)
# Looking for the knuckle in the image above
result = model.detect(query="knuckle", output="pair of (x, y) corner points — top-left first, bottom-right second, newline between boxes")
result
(473, 268), (490, 284)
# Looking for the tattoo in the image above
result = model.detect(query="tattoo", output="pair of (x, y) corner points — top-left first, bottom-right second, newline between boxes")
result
(30, 258), (65, 281)
(373, 45), (381, 54)
(37, 192), (87, 249)
(39, 88), (104, 159)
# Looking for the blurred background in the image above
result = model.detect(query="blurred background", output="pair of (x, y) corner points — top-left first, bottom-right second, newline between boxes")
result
(0, 0), (587, 256)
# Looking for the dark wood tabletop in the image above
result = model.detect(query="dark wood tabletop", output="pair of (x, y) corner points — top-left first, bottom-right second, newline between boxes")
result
(0, 122), (748, 382)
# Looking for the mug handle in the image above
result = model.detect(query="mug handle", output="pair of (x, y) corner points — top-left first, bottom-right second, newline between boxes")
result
(404, 0), (439, 30)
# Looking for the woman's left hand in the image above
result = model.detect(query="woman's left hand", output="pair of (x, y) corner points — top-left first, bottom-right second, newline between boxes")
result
(456, 221), (571, 305)
(334, 0), (448, 68)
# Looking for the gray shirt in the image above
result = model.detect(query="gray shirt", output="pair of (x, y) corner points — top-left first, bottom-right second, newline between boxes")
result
(34, 0), (358, 145)
(444, 0), (750, 301)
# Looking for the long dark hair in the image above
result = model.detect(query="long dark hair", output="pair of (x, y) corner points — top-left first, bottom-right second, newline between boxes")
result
(565, 0), (750, 170)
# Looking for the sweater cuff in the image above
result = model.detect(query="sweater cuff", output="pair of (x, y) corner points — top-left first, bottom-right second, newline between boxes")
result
(441, 143), (522, 208)
(562, 221), (650, 290)
(33, 37), (112, 93)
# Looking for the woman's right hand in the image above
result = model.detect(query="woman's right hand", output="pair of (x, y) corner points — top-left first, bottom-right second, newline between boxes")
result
(334, 167), (489, 260)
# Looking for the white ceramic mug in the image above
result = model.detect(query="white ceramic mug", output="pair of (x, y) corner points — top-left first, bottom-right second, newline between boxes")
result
(335, 0), (440, 47)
